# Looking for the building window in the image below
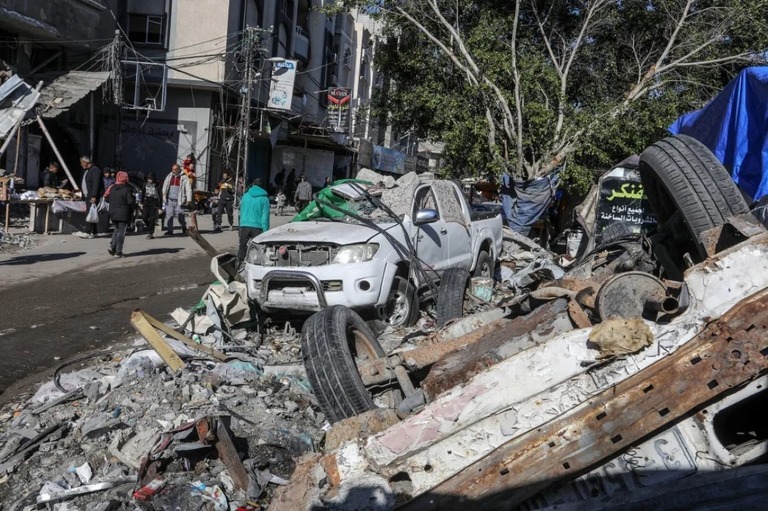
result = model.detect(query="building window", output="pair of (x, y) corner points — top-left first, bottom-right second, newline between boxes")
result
(342, 48), (351, 68)
(128, 14), (166, 46)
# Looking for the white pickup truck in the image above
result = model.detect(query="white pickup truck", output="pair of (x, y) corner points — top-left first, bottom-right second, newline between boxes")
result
(243, 178), (503, 326)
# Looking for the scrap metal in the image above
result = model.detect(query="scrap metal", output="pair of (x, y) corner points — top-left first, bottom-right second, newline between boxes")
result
(405, 288), (768, 510)
(282, 236), (768, 507)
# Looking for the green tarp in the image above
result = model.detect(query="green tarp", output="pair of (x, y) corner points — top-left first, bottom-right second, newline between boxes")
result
(291, 179), (373, 222)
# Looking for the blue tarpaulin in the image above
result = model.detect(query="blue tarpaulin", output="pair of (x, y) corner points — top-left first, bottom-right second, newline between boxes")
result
(501, 172), (560, 234)
(669, 67), (768, 201)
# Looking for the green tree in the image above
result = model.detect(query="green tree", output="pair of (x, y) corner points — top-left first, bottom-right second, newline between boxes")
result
(336, 1), (768, 188)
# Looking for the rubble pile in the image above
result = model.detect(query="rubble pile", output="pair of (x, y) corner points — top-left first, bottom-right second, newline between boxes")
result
(494, 227), (565, 306)
(0, 228), (34, 253)
(0, 321), (327, 510)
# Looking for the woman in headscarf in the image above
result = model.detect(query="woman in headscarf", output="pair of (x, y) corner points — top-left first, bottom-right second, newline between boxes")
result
(107, 171), (135, 257)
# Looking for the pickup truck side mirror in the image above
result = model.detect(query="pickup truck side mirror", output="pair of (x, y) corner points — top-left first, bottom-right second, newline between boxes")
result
(414, 208), (439, 225)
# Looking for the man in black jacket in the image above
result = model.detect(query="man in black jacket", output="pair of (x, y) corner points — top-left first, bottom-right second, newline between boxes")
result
(80, 156), (104, 238)
(106, 171), (136, 257)
(42, 162), (67, 189)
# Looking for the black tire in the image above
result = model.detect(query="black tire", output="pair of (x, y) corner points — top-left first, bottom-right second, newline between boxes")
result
(301, 306), (385, 423)
(472, 249), (493, 278)
(639, 135), (750, 258)
(379, 276), (420, 328)
(436, 267), (470, 327)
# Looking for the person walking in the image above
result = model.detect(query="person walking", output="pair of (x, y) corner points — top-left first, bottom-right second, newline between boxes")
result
(237, 178), (270, 261)
(213, 170), (235, 232)
(161, 163), (192, 235)
(106, 171), (135, 257)
(141, 173), (162, 239)
(275, 188), (287, 215)
(80, 156), (104, 238)
(274, 168), (286, 190)
(285, 168), (297, 202)
(294, 175), (313, 212)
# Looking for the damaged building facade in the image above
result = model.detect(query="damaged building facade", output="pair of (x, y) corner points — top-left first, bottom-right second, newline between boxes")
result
(0, 0), (414, 192)
(0, 0), (116, 188)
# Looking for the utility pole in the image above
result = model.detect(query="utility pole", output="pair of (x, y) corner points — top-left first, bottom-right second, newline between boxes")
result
(234, 26), (270, 207)
(234, 27), (252, 207)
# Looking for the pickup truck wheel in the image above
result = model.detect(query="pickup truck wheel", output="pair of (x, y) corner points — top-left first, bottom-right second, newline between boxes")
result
(380, 276), (420, 328)
(436, 267), (470, 327)
(473, 250), (493, 279)
(301, 305), (387, 423)
(639, 134), (750, 259)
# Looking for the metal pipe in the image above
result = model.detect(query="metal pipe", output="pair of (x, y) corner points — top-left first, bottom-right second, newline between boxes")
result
(529, 286), (576, 301)
(646, 293), (679, 314)
(396, 389), (425, 419)
(36, 115), (78, 190)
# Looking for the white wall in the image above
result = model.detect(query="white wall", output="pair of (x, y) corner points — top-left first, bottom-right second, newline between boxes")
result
(166, 0), (231, 83)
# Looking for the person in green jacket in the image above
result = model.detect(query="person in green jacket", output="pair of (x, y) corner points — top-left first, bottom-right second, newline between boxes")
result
(238, 178), (270, 261)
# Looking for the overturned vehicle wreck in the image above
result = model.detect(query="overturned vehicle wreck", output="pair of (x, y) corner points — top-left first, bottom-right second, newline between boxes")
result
(270, 135), (768, 510)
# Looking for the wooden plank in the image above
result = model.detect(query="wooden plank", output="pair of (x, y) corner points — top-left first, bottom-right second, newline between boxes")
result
(130, 310), (185, 372)
(141, 311), (228, 362)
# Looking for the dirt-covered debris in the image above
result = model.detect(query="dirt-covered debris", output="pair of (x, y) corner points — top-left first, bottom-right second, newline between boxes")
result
(0, 321), (326, 511)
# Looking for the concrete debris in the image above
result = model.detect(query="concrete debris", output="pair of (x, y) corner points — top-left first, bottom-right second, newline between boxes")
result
(0, 227), (35, 252)
(0, 309), (326, 509)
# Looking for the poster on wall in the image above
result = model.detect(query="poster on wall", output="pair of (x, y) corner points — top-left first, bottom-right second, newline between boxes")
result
(327, 87), (350, 132)
(372, 145), (406, 175)
(267, 60), (298, 111)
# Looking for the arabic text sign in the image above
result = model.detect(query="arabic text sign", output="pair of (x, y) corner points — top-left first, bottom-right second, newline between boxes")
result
(595, 167), (656, 244)
(327, 87), (350, 132)
(267, 60), (298, 111)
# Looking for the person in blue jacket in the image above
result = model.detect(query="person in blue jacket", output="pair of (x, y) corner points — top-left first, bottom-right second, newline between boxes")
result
(237, 178), (270, 261)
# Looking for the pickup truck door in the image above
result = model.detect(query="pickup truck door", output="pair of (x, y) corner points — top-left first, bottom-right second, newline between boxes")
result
(412, 185), (449, 275)
(433, 181), (473, 269)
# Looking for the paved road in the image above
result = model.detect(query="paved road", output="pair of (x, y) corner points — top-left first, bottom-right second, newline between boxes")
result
(0, 212), (292, 398)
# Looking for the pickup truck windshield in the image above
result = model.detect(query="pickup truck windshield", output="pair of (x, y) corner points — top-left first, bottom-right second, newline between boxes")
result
(292, 179), (399, 224)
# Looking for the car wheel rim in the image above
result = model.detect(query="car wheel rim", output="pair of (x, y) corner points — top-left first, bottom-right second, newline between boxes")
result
(384, 289), (409, 326)
(350, 327), (378, 363)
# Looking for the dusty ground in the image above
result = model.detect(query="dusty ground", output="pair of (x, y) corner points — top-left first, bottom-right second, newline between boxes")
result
(0, 211), (293, 400)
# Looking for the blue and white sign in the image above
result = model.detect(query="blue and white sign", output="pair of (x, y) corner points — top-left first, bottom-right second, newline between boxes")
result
(267, 60), (297, 111)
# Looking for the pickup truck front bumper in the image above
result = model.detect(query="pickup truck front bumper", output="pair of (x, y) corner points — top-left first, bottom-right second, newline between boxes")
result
(246, 260), (393, 312)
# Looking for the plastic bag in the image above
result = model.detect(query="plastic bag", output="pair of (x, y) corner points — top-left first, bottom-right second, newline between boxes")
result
(97, 198), (109, 212)
(86, 204), (99, 223)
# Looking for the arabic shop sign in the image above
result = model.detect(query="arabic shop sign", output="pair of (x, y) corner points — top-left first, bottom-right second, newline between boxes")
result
(268, 60), (298, 111)
(595, 166), (656, 244)
(327, 87), (350, 133)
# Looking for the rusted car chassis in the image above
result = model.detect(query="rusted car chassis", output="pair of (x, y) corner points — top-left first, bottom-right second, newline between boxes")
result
(404, 288), (768, 510)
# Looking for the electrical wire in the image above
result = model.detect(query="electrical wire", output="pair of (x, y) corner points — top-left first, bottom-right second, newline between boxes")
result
(313, 186), (441, 300)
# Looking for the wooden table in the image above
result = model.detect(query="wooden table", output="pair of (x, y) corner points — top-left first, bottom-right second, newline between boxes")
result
(6, 199), (56, 234)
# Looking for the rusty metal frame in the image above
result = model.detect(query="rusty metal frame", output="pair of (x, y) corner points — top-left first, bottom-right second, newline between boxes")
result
(403, 290), (768, 510)
(357, 318), (512, 387)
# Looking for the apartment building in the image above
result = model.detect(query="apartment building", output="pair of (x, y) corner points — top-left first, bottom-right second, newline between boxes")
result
(1, 0), (404, 190)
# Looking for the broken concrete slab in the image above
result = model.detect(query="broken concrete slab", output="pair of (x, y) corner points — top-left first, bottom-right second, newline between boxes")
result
(108, 428), (160, 469)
